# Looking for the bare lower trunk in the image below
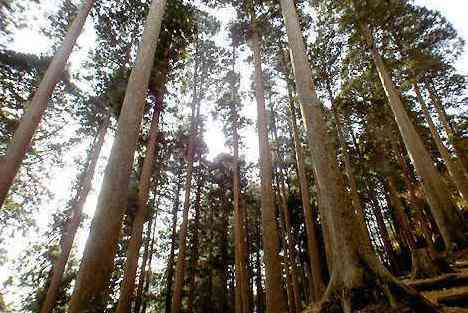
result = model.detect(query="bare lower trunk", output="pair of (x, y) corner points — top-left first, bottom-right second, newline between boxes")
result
(68, 2), (167, 310)
(413, 82), (468, 208)
(134, 209), (157, 313)
(360, 23), (466, 251)
(116, 95), (163, 313)
(187, 178), (203, 313)
(140, 212), (158, 313)
(248, 17), (288, 313)
(280, 2), (440, 311)
(0, 0), (95, 208)
(165, 174), (182, 313)
(285, 85), (325, 302)
(40, 114), (109, 313)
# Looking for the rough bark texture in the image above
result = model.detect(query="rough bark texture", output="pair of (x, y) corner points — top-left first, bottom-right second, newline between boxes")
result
(0, 0), (94, 208)
(413, 82), (468, 207)
(281, 1), (441, 312)
(116, 94), (163, 313)
(248, 17), (288, 313)
(40, 113), (109, 313)
(68, 1), (167, 310)
(360, 23), (466, 251)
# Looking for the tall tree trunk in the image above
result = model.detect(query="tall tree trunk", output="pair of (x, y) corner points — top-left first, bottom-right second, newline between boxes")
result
(140, 208), (158, 313)
(425, 82), (468, 169)
(254, 208), (265, 313)
(271, 110), (301, 313)
(279, 1), (440, 311)
(68, 1), (167, 311)
(359, 22), (466, 251)
(413, 82), (468, 208)
(170, 91), (202, 313)
(165, 173), (182, 313)
(40, 113), (109, 313)
(187, 177), (203, 313)
(116, 94), (163, 313)
(285, 83), (325, 302)
(0, 0), (95, 208)
(134, 203), (157, 313)
(247, 14), (288, 313)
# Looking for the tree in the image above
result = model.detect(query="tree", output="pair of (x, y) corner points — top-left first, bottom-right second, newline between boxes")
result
(68, 1), (168, 310)
(0, 0), (95, 208)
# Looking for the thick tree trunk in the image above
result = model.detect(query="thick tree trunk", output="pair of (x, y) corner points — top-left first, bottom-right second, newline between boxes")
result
(40, 113), (109, 313)
(170, 93), (202, 313)
(280, 2), (440, 311)
(413, 82), (468, 208)
(0, 0), (95, 208)
(285, 84), (325, 302)
(116, 94), (163, 313)
(425, 82), (468, 170)
(360, 23), (466, 251)
(165, 173), (182, 313)
(67, 2), (167, 310)
(247, 17), (288, 313)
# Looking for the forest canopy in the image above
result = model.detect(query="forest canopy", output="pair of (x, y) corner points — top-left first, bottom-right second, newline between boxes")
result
(0, 0), (467, 312)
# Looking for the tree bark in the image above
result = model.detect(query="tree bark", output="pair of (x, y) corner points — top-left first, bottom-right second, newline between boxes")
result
(247, 15), (288, 313)
(285, 83), (325, 302)
(187, 177), (203, 313)
(165, 172), (182, 313)
(413, 81), (468, 208)
(68, 2), (167, 310)
(0, 0), (95, 208)
(40, 113), (109, 313)
(116, 93), (163, 313)
(279, 1), (440, 311)
(360, 22), (466, 251)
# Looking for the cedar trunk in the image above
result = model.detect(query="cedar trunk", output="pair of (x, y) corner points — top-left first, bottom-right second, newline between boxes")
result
(280, 1), (440, 311)
(360, 23), (466, 251)
(248, 17), (288, 313)
(0, 0), (95, 208)
(115, 94), (163, 313)
(68, 1), (167, 310)
(413, 82), (468, 207)
(40, 113), (109, 313)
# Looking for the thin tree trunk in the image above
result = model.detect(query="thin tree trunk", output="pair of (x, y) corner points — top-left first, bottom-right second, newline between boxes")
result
(360, 23), (466, 251)
(68, 1), (167, 310)
(133, 206), (156, 313)
(425, 82), (467, 169)
(0, 0), (95, 208)
(116, 94), (163, 313)
(413, 82), (468, 208)
(271, 110), (301, 313)
(170, 92), (202, 313)
(165, 173), (182, 313)
(247, 15), (288, 313)
(254, 209), (265, 313)
(285, 82), (325, 302)
(187, 177), (203, 313)
(140, 209), (158, 313)
(40, 113), (109, 313)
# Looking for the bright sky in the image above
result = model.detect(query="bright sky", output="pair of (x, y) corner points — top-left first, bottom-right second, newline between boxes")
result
(1, 0), (467, 308)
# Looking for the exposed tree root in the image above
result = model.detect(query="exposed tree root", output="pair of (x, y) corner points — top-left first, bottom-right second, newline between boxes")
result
(411, 248), (453, 279)
(307, 256), (442, 313)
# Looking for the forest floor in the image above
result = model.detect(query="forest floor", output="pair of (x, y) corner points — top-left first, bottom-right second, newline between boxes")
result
(403, 258), (468, 312)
